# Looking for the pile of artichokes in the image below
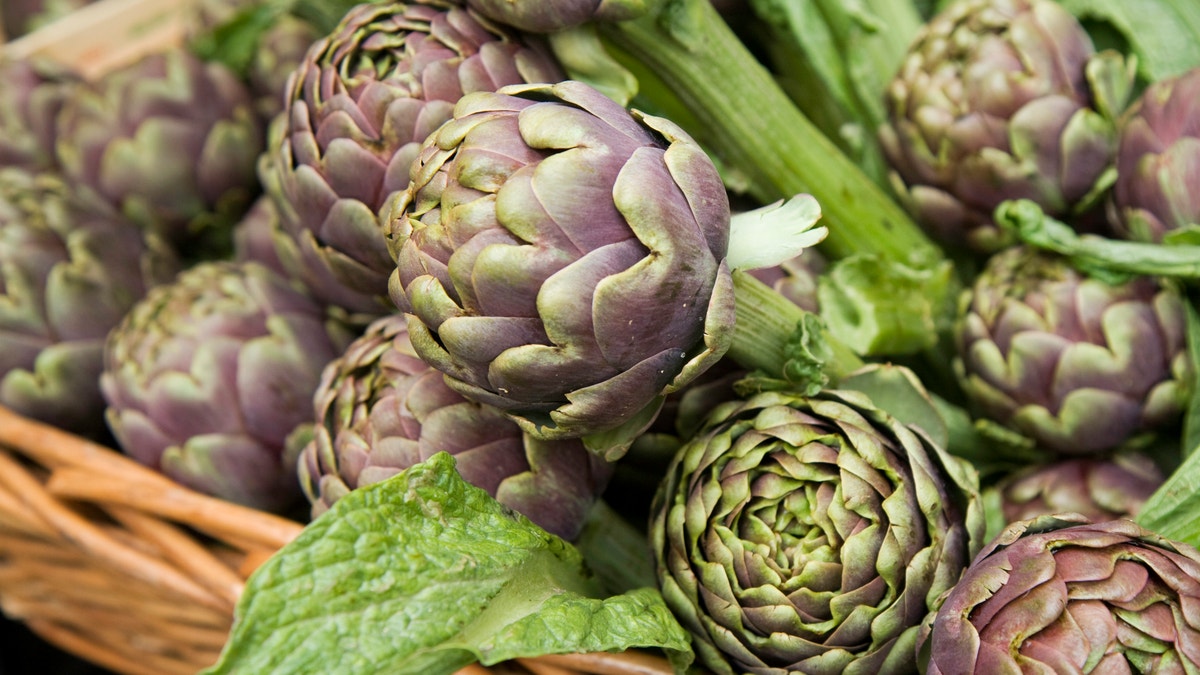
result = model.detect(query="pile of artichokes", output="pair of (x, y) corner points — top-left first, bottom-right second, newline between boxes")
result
(10, 0), (1200, 672)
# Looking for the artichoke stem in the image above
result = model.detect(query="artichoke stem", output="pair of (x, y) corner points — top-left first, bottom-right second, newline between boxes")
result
(571, 499), (658, 594)
(729, 270), (864, 383)
(600, 0), (942, 265)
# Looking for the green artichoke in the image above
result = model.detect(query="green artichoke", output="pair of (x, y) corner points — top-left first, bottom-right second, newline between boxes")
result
(387, 80), (735, 449)
(0, 168), (179, 437)
(1109, 67), (1200, 242)
(879, 0), (1126, 252)
(465, 0), (649, 33)
(101, 261), (354, 512)
(651, 386), (985, 675)
(261, 0), (563, 317)
(0, 56), (79, 172)
(918, 515), (1200, 673)
(297, 313), (614, 539)
(55, 47), (264, 255)
(955, 245), (1189, 454)
(991, 453), (1163, 526)
(232, 195), (289, 278)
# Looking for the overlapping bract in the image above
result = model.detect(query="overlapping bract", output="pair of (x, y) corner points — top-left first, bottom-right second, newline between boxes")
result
(993, 453), (1163, 526)
(465, 0), (649, 33)
(55, 47), (263, 253)
(0, 56), (78, 172)
(388, 80), (735, 448)
(955, 246), (1188, 454)
(920, 515), (1200, 673)
(0, 167), (178, 437)
(262, 0), (563, 317)
(101, 261), (352, 512)
(1110, 67), (1200, 242)
(651, 388), (984, 675)
(879, 0), (1122, 251)
(298, 314), (613, 540)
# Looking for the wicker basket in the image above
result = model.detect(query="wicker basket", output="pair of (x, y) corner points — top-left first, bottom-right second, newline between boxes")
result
(0, 3), (678, 674)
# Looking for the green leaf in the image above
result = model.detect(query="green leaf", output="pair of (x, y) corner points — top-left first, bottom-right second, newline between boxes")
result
(839, 364), (948, 449)
(817, 254), (959, 357)
(203, 453), (693, 675)
(1137, 447), (1200, 547)
(1059, 0), (1200, 83)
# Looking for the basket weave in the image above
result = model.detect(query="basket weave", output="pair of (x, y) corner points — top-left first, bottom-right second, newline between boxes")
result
(0, 406), (676, 675)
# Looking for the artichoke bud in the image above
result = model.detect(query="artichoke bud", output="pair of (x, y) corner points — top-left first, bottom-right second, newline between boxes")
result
(1109, 66), (1200, 242)
(651, 387), (985, 675)
(0, 167), (180, 438)
(262, 0), (564, 319)
(919, 515), (1200, 673)
(54, 47), (264, 258)
(101, 261), (353, 513)
(388, 80), (736, 451)
(0, 56), (80, 173)
(954, 245), (1189, 455)
(298, 313), (614, 540)
(879, 0), (1131, 252)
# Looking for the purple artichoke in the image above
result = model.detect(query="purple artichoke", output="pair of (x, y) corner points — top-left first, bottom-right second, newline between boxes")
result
(1109, 66), (1200, 242)
(919, 515), (1200, 673)
(879, 0), (1127, 252)
(0, 56), (79, 172)
(387, 80), (735, 450)
(101, 261), (353, 512)
(55, 47), (264, 255)
(955, 245), (1188, 454)
(0, 167), (179, 437)
(298, 313), (614, 539)
(993, 453), (1164, 526)
(260, 0), (563, 317)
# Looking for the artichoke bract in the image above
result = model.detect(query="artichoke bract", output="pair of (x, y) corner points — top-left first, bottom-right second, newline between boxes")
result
(919, 515), (1200, 673)
(955, 245), (1188, 455)
(1110, 67), (1200, 242)
(387, 80), (735, 450)
(55, 47), (263, 256)
(0, 56), (79, 172)
(465, 0), (649, 33)
(993, 453), (1163, 526)
(879, 0), (1124, 252)
(298, 313), (613, 540)
(651, 387), (985, 675)
(262, 0), (563, 317)
(0, 168), (179, 437)
(101, 261), (353, 512)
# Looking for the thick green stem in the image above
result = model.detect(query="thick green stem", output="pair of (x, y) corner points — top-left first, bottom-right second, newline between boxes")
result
(599, 0), (942, 265)
(729, 271), (864, 383)
(572, 500), (657, 594)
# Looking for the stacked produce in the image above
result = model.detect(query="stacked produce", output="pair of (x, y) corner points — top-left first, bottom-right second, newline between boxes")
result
(8, 0), (1200, 673)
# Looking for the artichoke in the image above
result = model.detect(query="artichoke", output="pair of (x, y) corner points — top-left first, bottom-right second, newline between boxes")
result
(0, 168), (179, 437)
(919, 515), (1200, 673)
(55, 46), (264, 256)
(261, 0), (563, 317)
(465, 0), (649, 33)
(387, 79), (735, 449)
(992, 453), (1164, 526)
(955, 245), (1189, 454)
(232, 195), (289, 278)
(1109, 66), (1200, 242)
(879, 0), (1126, 252)
(101, 261), (353, 512)
(651, 386), (985, 675)
(298, 313), (614, 540)
(0, 56), (79, 172)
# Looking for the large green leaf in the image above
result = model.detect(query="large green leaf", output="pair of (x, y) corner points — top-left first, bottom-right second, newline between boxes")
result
(204, 453), (692, 675)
